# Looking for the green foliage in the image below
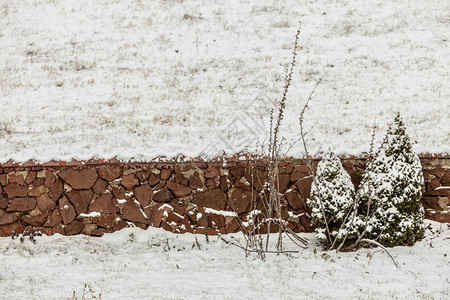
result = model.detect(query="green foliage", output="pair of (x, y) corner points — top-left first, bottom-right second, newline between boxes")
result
(356, 113), (425, 247)
(308, 151), (356, 245)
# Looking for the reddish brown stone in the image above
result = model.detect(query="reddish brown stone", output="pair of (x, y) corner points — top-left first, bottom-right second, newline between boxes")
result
(299, 214), (312, 232)
(189, 172), (203, 189)
(0, 174), (7, 186)
(136, 170), (152, 182)
(0, 222), (21, 236)
(149, 204), (164, 227)
(171, 202), (188, 215)
(426, 212), (450, 223)
(192, 189), (226, 210)
(25, 171), (37, 184)
(225, 219), (240, 233)
(0, 209), (14, 225)
(205, 167), (220, 178)
(93, 179), (108, 194)
(291, 165), (311, 182)
(230, 167), (245, 179)
(98, 165), (122, 181)
(7, 197), (36, 212)
(205, 178), (217, 189)
(196, 227), (218, 236)
(28, 185), (46, 197)
(441, 171), (450, 185)
(0, 196), (8, 209)
(66, 190), (93, 214)
(278, 173), (291, 193)
(59, 168), (98, 189)
(430, 166), (445, 178)
(122, 200), (148, 224)
(44, 170), (56, 188)
(166, 181), (191, 198)
(148, 174), (161, 186)
(59, 196), (77, 225)
(295, 177), (313, 201)
(122, 174), (139, 190)
(21, 212), (49, 226)
(167, 211), (183, 223)
(133, 185), (153, 207)
(37, 194), (56, 212)
(228, 189), (253, 214)
(286, 190), (305, 210)
(96, 214), (116, 229)
(45, 209), (62, 227)
(89, 194), (119, 214)
(153, 180), (165, 191)
(64, 220), (84, 235)
(219, 175), (229, 191)
(52, 224), (65, 235)
(49, 178), (64, 201)
(209, 213), (226, 228)
(32, 177), (45, 186)
(175, 173), (189, 186)
(9, 174), (25, 185)
(4, 184), (28, 198)
(153, 189), (174, 202)
(160, 169), (172, 180)
(429, 178), (441, 191)
(113, 220), (128, 231)
(112, 187), (126, 200)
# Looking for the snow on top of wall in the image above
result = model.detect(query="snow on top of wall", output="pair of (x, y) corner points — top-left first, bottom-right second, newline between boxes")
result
(0, 0), (448, 163)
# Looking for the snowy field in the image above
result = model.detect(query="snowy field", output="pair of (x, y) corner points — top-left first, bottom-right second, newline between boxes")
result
(0, 220), (448, 299)
(0, 0), (449, 163)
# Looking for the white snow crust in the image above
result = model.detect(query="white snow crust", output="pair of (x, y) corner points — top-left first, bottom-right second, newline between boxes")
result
(0, 0), (449, 163)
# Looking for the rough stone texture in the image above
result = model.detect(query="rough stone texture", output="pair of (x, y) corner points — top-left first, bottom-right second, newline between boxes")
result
(59, 168), (98, 189)
(66, 190), (93, 214)
(59, 196), (77, 225)
(0, 157), (448, 237)
(192, 189), (226, 211)
(89, 194), (119, 214)
(37, 194), (56, 212)
(7, 197), (36, 212)
(153, 189), (174, 202)
(122, 200), (148, 224)
(133, 185), (153, 207)
(121, 174), (139, 190)
(98, 165), (122, 181)
(166, 181), (191, 198)
(4, 184), (28, 198)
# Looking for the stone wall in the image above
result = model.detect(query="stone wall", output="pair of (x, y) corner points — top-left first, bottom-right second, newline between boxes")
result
(0, 156), (448, 237)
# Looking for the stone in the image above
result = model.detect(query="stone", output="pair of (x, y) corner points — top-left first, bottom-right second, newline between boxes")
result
(285, 190), (305, 210)
(121, 174), (139, 190)
(89, 194), (119, 214)
(278, 173), (291, 193)
(45, 209), (62, 227)
(7, 197), (36, 212)
(59, 196), (77, 225)
(149, 204), (164, 227)
(93, 179), (108, 194)
(4, 184), (28, 198)
(205, 167), (220, 178)
(209, 213), (226, 228)
(66, 190), (93, 214)
(299, 214), (312, 232)
(228, 189), (253, 214)
(21, 212), (49, 226)
(83, 224), (98, 235)
(160, 169), (172, 180)
(225, 219), (240, 234)
(0, 174), (7, 186)
(291, 165), (311, 182)
(0, 196), (8, 209)
(219, 175), (229, 191)
(96, 214), (116, 229)
(175, 173), (189, 186)
(171, 202), (188, 215)
(0, 209), (15, 225)
(32, 177), (45, 187)
(166, 181), (191, 198)
(153, 180), (165, 191)
(148, 174), (161, 186)
(205, 178), (216, 189)
(437, 197), (449, 210)
(28, 185), (46, 197)
(189, 172), (203, 189)
(430, 166), (445, 178)
(441, 171), (450, 185)
(25, 171), (37, 184)
(58, 168), (98, 189)
(136, 170), (152, 182)
(36, 194), (56, 212)
(230, 167), (245, 179)
(98, 165), (122, 181)
(44, 170), (56, 188)
(64, 220), (84, 235)
(133, 185), (153, 207)
(153, 189), (174, 202)
(295, 177), (313, 201)
(49, 178), (64, 201)
(122, 200), (148, 224)
(0, 222), (21, 236)
(195, 227), (218, 236)
(192, 189), (226, 211)
(52, 224), (65, 235)
(112, 187), (126, 200)
(9, 174), (25, 185)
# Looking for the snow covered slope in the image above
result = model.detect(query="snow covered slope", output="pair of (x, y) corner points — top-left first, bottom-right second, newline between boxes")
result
(0, 0), (448, 163)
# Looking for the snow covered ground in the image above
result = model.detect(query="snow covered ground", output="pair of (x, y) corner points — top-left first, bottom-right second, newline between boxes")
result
(0, 0), (449, 163)
(0, 220), (448, 299)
